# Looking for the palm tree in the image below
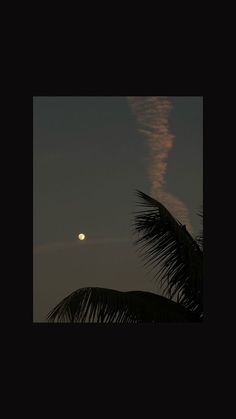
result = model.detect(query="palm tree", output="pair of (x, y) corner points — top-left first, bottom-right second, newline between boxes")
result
(47, 190), (203, 323)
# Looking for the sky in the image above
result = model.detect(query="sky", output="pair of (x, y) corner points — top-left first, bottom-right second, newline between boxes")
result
(33, 96), (203, 322)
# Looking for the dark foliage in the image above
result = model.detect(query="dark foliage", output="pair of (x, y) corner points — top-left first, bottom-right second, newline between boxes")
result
(47, 287), (200, 323)
(134, 191), (203, 316)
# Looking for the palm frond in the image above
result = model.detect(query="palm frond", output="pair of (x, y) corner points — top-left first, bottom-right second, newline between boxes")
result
(47, 287), (200, 323)
(133, 190), (203, 315)
(196, 207), (203, 250)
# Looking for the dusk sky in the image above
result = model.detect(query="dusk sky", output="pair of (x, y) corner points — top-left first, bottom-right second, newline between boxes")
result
(33, 96), (203, 322)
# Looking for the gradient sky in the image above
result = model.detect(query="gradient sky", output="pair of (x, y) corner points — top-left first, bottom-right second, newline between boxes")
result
(33, 96), (203, 322)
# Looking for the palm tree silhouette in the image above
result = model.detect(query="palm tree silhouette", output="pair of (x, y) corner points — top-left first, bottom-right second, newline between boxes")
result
(47, 190), (203, 323)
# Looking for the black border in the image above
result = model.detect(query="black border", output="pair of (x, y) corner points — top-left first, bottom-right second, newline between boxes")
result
(14, 72), (220, 373)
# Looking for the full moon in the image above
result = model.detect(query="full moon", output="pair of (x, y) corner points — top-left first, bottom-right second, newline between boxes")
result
(78, 233), (85, 240)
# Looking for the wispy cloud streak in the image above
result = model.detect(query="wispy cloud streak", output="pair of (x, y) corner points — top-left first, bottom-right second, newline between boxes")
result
(128, 96), (192, 232)
(34, 238), (130, 254)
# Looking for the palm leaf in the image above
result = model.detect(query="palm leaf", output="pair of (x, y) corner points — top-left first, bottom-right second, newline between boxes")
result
(133, 190), (203, 316)
(47, 287), (200, 323)
(195, 207), (203, 250)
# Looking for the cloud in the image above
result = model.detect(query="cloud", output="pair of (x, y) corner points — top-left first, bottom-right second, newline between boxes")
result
(128, 96), (192, 232)
(33, 238), (130, 254)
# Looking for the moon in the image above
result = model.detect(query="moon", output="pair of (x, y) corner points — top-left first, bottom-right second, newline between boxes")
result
(78, 233), (85, 240)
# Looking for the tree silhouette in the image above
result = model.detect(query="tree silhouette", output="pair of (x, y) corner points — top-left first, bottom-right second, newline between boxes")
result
(47, 190), (203, 323)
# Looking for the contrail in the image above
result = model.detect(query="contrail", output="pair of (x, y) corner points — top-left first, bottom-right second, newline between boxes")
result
(33, 238), (130, 254)
(128, 96), (192, 233)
